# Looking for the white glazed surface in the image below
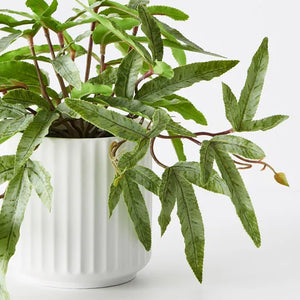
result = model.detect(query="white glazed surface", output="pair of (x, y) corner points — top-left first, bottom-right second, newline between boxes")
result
(3, 136), (152, 288)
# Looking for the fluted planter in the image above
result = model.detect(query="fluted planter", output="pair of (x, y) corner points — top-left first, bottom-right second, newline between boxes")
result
(4, 136), (152, 288)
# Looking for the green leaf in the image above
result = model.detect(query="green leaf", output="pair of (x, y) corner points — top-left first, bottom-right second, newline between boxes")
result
(0, 61), (49, 88)
(122, 172), (151, 251)
(118, 138), (150, 170)
(239, 115), (289, 132)
(200, 140), (215, 184)
(136, 60), (239, 101)
(171, 48), (186, 66)
(158, 167), (177, 235)
(0, 32), (22, 54)
(138, 5), (163, 61)
(71, 82), (113, 99)
(213, 147), (261, 247)
(147, 109), (169, 138)
(52, 55), (81, 90)
(172, 161), (231, 197)
(26, 0), (49, 16)
(237, 38), (269, 128)
(56, 102), (81, 119)
(211, 135), (265, 159)
(158, 20), (222, 57)
(147, 6), (189, 21)
(175, 172), (205, 283)
(153, 61), (174, 79)
(0, 155), (15, 185)
(92, 18), (140, 45)
(27, 160), (53, 211)
(3, 90), (50, 110)
(166, 119), (196, 138)
(0, 9), (33, 19)
(88, 67), (118, 85)
(222, 82), (240, 130)
(0, 102), (27, 119)
(115, 50), (143, 99)
(148, 94), (207, 125)
(94, 95), (155, 119)
(168, 130), (186, 161)
(0, 115), (34, 144)
(43, 0), (58, 17)
(108, 180), (123, 217)
(126, 166), (161, 195)
(0, 167), (32, 290)
(65, 99), (147, 141)
(76, 0), (152, 64)
(15, 110), (59, 171)
(128, 0), (149, 10)
(0, 45), (60, 62)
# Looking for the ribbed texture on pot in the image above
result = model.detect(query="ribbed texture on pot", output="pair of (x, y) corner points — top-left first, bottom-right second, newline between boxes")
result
(11, 137), (152, 288)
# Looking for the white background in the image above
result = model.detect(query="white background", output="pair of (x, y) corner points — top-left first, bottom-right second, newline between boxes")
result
(1, 0), (300, 299)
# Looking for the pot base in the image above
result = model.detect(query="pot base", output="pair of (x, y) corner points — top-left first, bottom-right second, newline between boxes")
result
(14, 272), (137, 289)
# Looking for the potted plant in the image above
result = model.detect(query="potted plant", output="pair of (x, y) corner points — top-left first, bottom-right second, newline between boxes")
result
(0, 0), (289, 298)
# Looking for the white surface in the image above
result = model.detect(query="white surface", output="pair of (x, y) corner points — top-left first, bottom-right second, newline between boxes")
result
(1, 0), (300, 299)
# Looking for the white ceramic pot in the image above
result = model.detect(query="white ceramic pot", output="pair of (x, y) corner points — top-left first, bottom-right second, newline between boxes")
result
(3, 136), (152, 288)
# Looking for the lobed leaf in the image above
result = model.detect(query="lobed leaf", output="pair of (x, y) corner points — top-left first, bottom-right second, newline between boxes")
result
(76, 0), (152, 64)
(0, 155), (15, 185)
(65, 99), (148, 141)
(115, 50), (143, 99)
(147, 6), (189, 21)
(0, 115), (34, 145)
(118, 138), (150, 170)
(175, 173), (205, 283)
(237, 38), (269, 127)
(0, 61), (48, 88)
(0, 32), (22, 54)
(211, 135), (265, 159)
(126, 166), (161, 195)
(213, 147), (261, 247)
(171, 48), (186, 66)
(122, 172), (151, 251)
(52, 55), (81, 90)
(239, 115), (289, 132)
(26, 0), (49, 16)
(15, 110), (59, 172)
(147, 109), (169, 138)
(136, 60), (239, 101)
(158, 167), (177, 235)
(27, 160), (53, 211)
(71, 82), (113, 99)
(3, 90), (50, 110)
(88, 67), (118, 85)
(94, 95), (155, 119)
(138, 5), (163, 61)
(108, 180), (123, 217)
(0, 167), (32, 290)
(167, 130), (186, 161)
(222, 82), (240, 130)
(148, 94), (207, 125)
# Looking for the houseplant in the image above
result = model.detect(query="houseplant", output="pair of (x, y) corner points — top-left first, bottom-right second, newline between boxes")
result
(0, 0), (289, 298)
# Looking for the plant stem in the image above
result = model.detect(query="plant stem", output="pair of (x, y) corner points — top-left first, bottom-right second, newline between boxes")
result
(233, 154), (277, 174)
(85, 7), (99, 82)
(43, 27), (68, 98)
(158, 134), (202, 146)
(27, 35), (55, 111)
(194, 128), (234, 137)
(150, 138), (168, 169)
(0, 85), (28, 94)
(135, 69), (153, 93)
(100, 44), (106, 73)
